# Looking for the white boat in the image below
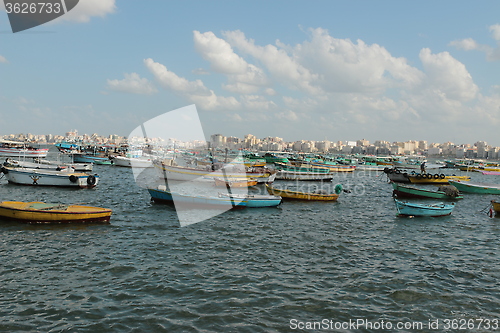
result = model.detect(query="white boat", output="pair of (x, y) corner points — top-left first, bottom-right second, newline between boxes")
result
(4, 158), (93, 172)
(155, 162), (272, 182)
(113, 155), (153, 168)
(1, 166), (99, 188)
(0, 140), (48, 158)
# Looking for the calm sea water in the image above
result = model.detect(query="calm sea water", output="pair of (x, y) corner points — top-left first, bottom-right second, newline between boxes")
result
(1, 158), (499, 332)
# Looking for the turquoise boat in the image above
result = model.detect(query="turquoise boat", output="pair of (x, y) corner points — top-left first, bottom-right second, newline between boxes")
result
(394, 199), (455, 217)
(448, 180), (500, 194)
(219, 193), (282, 207)
(148, 187), (247, 209)
(264, 153), (289, 164)
(73, 154), (112, 165)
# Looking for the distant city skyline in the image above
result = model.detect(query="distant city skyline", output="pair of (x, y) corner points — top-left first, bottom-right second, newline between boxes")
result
(2, 1), (500, 145)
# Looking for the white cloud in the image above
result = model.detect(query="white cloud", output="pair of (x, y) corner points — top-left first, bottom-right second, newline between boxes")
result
(293, 28), (424, 94)
(194, 31), (270, 94)
(0, 55), (7, 63)
(449, 24), (500, 61)
(239, 95), (277, 110)
(60, 0), (116, 23)
(144, 58), (210, 96)
(490, 24), (500, 41)
(222, 82), (260, 94)
(419, 48), (478, 102)
(144, 58), (240, 111)
(194, 31), (248, 75)
(107, 73), (157, 95)
(223, 29), (323, 95)
(449, 38), (480, 51)
(192, 68), (210, 75)
(131, 27), (499, 141)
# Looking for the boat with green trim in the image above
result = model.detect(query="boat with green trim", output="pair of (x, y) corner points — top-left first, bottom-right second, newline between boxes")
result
(391, 182), (463, 200)
(448, 180), (500, 194)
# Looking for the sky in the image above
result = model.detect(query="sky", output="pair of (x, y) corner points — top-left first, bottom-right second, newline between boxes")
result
(1, 1), (500, 146)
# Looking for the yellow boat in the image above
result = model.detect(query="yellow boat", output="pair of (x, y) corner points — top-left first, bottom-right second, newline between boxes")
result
(408, 174), (470, 184)
(0, 201), (112, 224)
(266, 184), (341, 201)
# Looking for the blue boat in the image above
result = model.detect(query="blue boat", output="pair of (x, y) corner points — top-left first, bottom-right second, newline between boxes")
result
(219, 193), (282, 208)
(148, 187), (247, 209)
(394, 199), (455, 217)
(73, 154), (112, 165)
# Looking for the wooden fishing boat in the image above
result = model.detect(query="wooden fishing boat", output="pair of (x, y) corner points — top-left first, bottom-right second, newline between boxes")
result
(148, 186), (247, 209)
(213, 177), (258, 188)
(155, 162), (272, 182)
(394, 199), (455, 217)
(392, 182), (463, 200)
(384, 168), (411, 182)
(265, 184), (342, 201)
(448, 180), (500, 194)
(0, 201), (112, 224)
(4, 158), (93, 172)
(219, 193), (282, 207)
(1, 166), (99, 188)
(309, 162), (356, 172)
(275, 170), (334, 181)
(0, 140), (49, 158)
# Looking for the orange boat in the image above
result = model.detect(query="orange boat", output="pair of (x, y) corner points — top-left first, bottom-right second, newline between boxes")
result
(0, 201), (112, 224)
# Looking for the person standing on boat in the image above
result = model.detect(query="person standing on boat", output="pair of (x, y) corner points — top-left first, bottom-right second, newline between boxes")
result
(420, 161), (426, 174)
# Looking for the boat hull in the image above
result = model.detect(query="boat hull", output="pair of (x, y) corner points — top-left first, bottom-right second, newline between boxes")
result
(155, 164), (271, 182)
(394, 199), (454, 217)
(73, 154), (112, 165)
(448, 180), (500, 194)
(148, 188), (247, 209)
(0, 147), (49, 158)
(0, 201), (111, 224)
(391, 182), (463, 200)
(5, 158), (93, 172)
(408, 174), (470, 184)
(214, 178), (258, 188)
(113, 155), (153, 168)
(220, 193), (282, 207)
(1, 167), (99, 188)
(266, 184), (339, 201)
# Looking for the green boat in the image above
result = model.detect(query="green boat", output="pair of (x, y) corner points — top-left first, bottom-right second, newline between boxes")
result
(448, 180), (500, 194)
(264, 153), (289, 164)
(392, 182), (463, 200)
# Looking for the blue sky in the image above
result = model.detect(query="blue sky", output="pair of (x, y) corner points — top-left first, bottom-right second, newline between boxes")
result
(1, 1), (500, 145)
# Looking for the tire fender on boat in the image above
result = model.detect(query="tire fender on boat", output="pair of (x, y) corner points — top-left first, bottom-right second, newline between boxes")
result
(87, 175), (97, 186)
(69, 175), (78, 183)
(334, 184), (343, 194)
(416, 173), (422, 179)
